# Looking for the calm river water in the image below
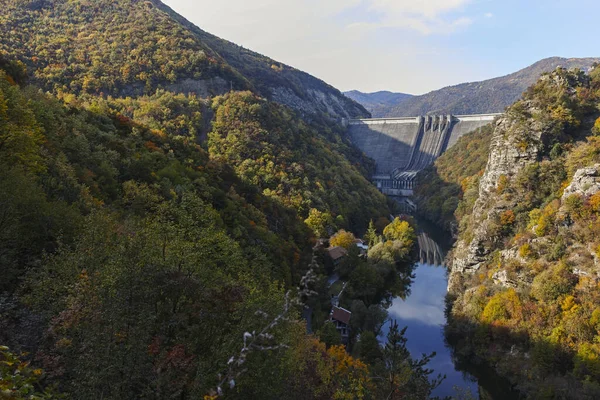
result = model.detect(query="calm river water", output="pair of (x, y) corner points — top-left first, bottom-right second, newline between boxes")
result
(379, 218), (520, 399)
(380, 261), (478, 398)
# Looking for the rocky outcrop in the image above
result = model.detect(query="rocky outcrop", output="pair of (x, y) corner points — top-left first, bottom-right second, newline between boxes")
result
(167, 77), (229, 98)
(448, 111), (543, 291)
(448, 69), (592, 292)
(561, 164), (600, 200)
(271, 86), (366, 119)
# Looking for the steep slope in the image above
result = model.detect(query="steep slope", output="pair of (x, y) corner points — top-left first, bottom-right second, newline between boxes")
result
(166, 5), (371, 120)
(413, 123), (494, 232)
(343, 90), (413, 117)
(445, 67), (600, 397)
(0, 51), (394, 399)
(0, 0), (368, 119)
(386, 57), (600, 117)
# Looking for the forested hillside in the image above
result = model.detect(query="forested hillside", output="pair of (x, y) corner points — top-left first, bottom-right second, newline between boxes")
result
(444, 66), (600, 398)
(0, 52), (398, 400)
(0, 0), (368, 119)
(0, 0), (446, 398)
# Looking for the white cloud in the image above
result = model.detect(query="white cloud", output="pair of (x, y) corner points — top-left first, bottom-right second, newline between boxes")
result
(363, 0), (474, 35)
(485, 12), (494, 18)
(368, 0), (472, 19)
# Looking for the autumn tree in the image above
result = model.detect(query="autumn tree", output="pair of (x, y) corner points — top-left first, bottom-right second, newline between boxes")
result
(383, 218), (415, 247)
(330, 229), (356, 249)
(304, 208), (334, 238)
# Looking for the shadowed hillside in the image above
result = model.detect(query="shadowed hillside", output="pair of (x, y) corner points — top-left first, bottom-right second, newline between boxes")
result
(343, 90), (413, 117)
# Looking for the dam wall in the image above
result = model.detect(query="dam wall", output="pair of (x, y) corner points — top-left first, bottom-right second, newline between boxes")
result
(347, 114), (500, 196)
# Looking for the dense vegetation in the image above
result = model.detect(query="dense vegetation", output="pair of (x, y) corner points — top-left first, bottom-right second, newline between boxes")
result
(0, 50), (447, 398)
(0, 0), (367, 119)
(0, 0), (450, 397)
(446, 66), (600, 398)
(414, 123), (493, 232)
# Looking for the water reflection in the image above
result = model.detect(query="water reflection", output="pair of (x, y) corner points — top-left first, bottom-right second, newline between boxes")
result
(381, 262), (479, 398)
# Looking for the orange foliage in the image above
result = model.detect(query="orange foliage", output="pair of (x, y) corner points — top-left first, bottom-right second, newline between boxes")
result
(500, 210), (516, 226)
(144, 140), (162, 152)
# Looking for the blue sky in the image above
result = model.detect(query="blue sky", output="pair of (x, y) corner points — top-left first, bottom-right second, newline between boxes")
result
(163, 0), (599, 95)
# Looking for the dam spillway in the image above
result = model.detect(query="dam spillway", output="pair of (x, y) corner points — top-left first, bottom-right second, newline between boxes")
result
(347, 114), (499, 198)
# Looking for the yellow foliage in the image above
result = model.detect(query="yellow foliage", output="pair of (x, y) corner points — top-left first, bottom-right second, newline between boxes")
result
(383, 218), (415, 246)
(330, 229), (356, 250)
(496, 174), (509, 194)
(561, 295), (578, 312)
(519, 243), (532, 258)
(481, 288), (523, 324)
(593, 117), (600, 135)
(589, 192), (600, 213)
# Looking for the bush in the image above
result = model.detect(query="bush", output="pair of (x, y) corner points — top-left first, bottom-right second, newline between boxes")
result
(480, 288), (522, 324)
(531, 263), (577, 302)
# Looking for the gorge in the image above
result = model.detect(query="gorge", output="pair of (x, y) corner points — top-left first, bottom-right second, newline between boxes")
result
(3, 0), (600, 398)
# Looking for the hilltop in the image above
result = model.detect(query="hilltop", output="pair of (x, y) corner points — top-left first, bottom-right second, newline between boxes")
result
(0, 0), (368, 119)
(346, 57), (600, 117)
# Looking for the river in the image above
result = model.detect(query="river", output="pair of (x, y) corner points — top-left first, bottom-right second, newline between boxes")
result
(378, 217), (522, 399)
(380, 261), (478, 398)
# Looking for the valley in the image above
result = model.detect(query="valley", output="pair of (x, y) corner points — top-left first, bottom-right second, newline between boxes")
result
(2, 0), (600, 399)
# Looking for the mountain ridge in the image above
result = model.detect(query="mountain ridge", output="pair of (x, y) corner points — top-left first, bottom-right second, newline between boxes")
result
(343, 90), (413, 117)
(346, 57), (600, 117)
(0, 0), (369, 120)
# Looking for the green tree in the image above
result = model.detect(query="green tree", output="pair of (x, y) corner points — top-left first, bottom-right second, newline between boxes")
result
(383, 218), (415, 247)
(382, 321), (444, 400)
(304, 208), (334, 238)
(0, 346), (59, 399)
(356, 331), (383, 366)
(364, 220), (378, 248)
(318, 320), (342, 348)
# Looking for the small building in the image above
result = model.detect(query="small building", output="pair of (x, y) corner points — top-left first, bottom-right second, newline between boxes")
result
(327, 246), (347, 266)
(354, 239), (369, 254)
(330, 306), (352, 343)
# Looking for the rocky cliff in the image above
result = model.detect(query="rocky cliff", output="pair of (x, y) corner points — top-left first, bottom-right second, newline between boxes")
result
(445, 67), (600, 397)
(449, 70), (590, 290)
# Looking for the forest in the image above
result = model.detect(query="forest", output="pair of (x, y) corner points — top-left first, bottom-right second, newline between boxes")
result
(0, 0), (445, 397)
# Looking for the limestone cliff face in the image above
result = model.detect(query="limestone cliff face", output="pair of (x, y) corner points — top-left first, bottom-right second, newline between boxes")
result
(448, 108), (542, 290)
(448, 70), (589, 292)
(444, 67), (600, 397)
(561, 164), (600, 200)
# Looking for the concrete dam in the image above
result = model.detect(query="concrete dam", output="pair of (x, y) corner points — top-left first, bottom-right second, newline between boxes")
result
(347, 114), (499, 198)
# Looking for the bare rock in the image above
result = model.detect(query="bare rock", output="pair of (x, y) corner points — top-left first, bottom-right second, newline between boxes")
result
(562, 164), (600, 200)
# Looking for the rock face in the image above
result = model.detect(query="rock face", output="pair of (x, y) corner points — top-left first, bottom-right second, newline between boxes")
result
(562, 164), (600, 200)
(448, 69), (591, 292)
(271, 87), (365, 119)
(448, 110), (542, 290)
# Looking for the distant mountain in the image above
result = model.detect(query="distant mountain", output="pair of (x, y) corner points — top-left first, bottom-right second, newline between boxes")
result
(343, 90), (413, 117)
(349, 57), (599, 117)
